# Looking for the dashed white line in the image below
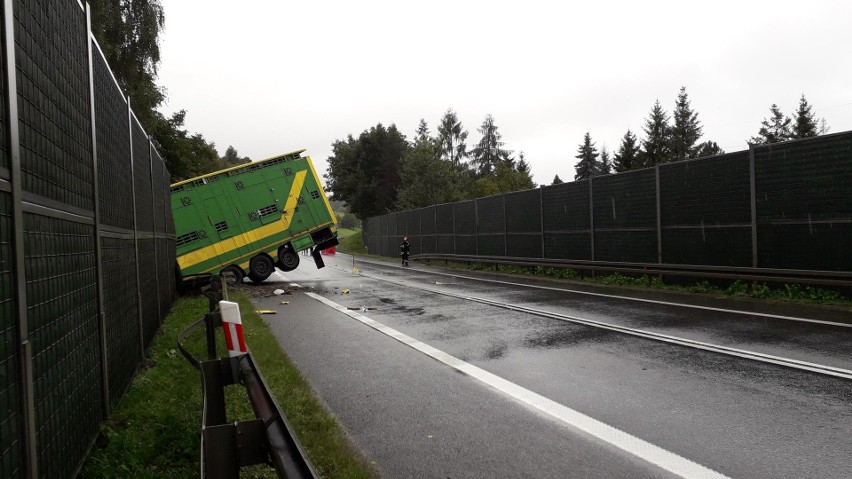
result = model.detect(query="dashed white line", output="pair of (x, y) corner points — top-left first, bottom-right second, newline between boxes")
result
(306, 291), (732, 479)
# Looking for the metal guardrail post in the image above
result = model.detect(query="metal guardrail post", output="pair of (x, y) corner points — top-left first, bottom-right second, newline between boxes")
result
(3, 1), (38, 476)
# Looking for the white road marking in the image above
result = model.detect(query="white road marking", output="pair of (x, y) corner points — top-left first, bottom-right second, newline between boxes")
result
(334, 257), (851, 328)
(271, 270), (301, 287)
(306, 291), (732, 479)
(351, 270), (852, 380)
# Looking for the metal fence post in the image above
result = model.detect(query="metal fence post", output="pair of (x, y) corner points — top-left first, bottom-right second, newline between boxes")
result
(453, 205), (458, 254)
(749, 144), (758, 268)
(655, 165), (662, 264)
(434, 206), (438, 253)
(589, 177), (595, 261)
(85, 2), (110, 416)
(3, 0), (38, 475)
(128, 98), (145, 361)
(148, 139), (161, 324)
(473, 201), (478, 256)
(503, 195), (508, 257)
(540, 186), (545, 259)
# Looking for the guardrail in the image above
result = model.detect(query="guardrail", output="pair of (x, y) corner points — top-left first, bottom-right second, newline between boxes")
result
(411, 254), (852, 289)
(177, 277), (318, 479)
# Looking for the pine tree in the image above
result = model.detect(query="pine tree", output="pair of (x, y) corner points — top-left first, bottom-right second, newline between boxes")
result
(470, 114), (511, 176)
(695, 141), (725, 158)
(516, 151), (532, 175)
(552, 175), (564, 185)
(598, 146), (612, 175)
(791, 95), (819, 139)
(613, 129), (640, 172)
(437, 108), (469, 168)
(670, 87), (703, 160)
(750, 104), (792, 144)
(640, 100), (671, 167)
(574, 132), (599, 180)
(415, 118), (430, 141)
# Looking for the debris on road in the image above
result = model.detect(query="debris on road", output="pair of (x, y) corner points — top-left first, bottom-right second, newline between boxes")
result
(256, 310), (277, 315)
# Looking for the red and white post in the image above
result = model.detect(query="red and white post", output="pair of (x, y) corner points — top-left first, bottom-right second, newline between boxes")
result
(219, 300), (247, 357)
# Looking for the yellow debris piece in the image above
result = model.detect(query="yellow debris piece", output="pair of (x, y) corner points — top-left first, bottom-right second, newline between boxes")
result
(255, 310), (277, 314)
(341, 289), (350, 294)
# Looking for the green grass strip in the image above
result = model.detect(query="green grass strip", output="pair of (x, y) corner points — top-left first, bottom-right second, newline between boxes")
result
(82, 292), (376, 479)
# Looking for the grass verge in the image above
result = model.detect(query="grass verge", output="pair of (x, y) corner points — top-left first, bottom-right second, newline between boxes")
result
(81, 292), (375, 478)
(337, 230), (368, 255)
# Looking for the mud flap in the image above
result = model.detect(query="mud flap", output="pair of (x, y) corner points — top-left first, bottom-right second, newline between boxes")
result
(311, 247), (325, 269)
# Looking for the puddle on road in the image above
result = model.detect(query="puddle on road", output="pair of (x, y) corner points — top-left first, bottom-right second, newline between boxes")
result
(523, 326), (619, 349)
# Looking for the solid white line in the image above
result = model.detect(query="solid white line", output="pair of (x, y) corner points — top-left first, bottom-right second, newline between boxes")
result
(336, 257), (851, 328)
(270, 270), (301, 287)
(353, 270), (852, 380)
(306, 291), (732, 479)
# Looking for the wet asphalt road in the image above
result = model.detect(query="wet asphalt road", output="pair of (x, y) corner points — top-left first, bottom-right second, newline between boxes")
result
(251, 253), (852, 479)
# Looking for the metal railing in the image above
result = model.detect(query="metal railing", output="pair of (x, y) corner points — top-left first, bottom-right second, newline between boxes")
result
(177, 277), (318, 479)
(411, 254), (852, 289)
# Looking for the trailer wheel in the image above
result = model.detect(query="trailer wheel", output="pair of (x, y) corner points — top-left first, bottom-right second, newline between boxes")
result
(248, 255), (274, 283)
(221, 266), (244, 285)
(276, 246), (300, 272)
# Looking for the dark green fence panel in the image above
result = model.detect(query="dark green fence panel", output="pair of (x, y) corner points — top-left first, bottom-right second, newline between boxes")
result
(101, 236), (140, 404)
(2, 1), (178, 476)
(132, 117), (153, 234)
(453, 200), (476, 255)
(24, 215), (101, 479)
(92, 47), (132, 230)
(137, 238), (158, 349)
(404, 210), (421, 255)
(16, 0), (92, 212)
(506, 189), (542, 258)
(420, 206), (436, 254)
(593, 170), (657, 263)
(660, 152), (751, 266)
(755, 133), (852, 271)
(436, 204), (454, 254)
(475, 196), (503, 256)
(0, 191), (21, 478)
(542, 181), (591, 260)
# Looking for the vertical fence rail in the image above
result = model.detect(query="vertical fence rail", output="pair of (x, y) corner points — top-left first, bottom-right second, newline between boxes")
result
(85, 2), (110, 416)
(655, 165), (662, 264)
(588, 177), (595, 261)
(2, 0), (38, 475)
(749, 144), (758, 268)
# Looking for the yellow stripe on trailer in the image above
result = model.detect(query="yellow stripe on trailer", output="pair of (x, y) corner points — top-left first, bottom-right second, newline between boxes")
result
(177, 170), (308, 270)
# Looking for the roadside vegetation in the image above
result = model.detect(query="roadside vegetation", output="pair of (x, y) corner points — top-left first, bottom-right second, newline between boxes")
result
(82, 292), (375, 478)
(336, 230), (368, 256)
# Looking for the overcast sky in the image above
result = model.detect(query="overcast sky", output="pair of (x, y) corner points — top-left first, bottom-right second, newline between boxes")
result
(158, 0), (852, 186)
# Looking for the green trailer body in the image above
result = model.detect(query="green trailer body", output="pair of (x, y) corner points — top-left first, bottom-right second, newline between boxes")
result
(170, 149), (338, 283)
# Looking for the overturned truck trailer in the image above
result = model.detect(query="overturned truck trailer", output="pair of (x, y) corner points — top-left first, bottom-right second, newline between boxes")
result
(171, 149), (338, 283)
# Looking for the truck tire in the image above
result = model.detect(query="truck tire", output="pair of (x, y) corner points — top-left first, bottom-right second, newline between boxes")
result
(248, 255), (274, 283)
(221, 265), (244, 285)
(276, 246), (300, 272)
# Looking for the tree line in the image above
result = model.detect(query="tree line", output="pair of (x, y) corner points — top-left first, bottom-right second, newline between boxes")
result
(324, 112), (535, 219)
(90, 0), (250, 182)
(567, 88), (828, 183)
